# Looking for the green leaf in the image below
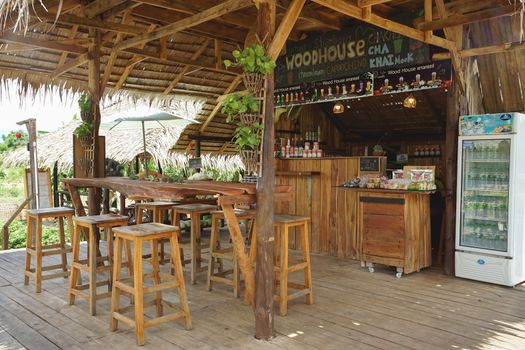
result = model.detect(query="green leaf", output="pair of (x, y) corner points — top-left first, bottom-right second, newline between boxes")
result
(223, 59), (232, 68)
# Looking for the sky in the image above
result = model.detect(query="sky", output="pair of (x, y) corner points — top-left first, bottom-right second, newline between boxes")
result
(0, 90), (80, 137)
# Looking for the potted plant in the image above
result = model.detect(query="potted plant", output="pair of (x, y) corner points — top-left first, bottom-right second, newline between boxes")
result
(223, 43), (276, 94)
(73, 121), (94, 148)
(75, 93), (94, 148)
(220, 92), (260, 123)
(233, 122), (263, 178)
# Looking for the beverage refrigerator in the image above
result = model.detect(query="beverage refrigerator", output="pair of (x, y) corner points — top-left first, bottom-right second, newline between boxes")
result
(455, 112), (525, 286)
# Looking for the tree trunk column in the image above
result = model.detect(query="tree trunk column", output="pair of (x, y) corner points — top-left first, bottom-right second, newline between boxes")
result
(255, 0), (276, 341)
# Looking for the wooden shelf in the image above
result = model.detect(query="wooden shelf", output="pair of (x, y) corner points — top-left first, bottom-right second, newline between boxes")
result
(276, 171), (321, 177)
(411, 155), (442, 158)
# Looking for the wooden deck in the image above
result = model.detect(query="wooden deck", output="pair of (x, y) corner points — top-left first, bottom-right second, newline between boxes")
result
(1, 245), (525, 350)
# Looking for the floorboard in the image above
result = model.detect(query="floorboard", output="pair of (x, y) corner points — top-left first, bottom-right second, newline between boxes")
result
(1, 244), (525, 349)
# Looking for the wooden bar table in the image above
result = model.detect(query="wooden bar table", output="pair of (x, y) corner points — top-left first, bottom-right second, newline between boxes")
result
(63, 177), (289, 305)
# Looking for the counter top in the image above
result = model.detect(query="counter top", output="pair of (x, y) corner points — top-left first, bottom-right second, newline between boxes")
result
(277, 156), (358, 160)
(338, 187), (434, 195)
(276, 171), (321, 176)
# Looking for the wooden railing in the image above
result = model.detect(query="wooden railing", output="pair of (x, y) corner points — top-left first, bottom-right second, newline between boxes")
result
(2, 197), (31, 250)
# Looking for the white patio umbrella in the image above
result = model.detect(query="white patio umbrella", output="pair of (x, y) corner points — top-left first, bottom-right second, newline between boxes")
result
(101, 106), (198, 177)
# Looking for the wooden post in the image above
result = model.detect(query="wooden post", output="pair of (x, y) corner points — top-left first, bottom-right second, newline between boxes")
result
(53, 161), (59, 207)
(17, 119), (38, 209)
(87, 28), (102, 218)
(444, 78), (467, 275)
(255, 0), (276, 341)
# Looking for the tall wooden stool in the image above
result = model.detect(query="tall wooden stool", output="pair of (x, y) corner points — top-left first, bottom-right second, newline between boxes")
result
(68, 214), (130, 316)
(110, 223), (191, 346)
(136, 201), (177, 264)
(273, 214), (314, 316)
(24, 207), (74, 293)
(172, 203), (217, 284)
(206, 209), (256, 298)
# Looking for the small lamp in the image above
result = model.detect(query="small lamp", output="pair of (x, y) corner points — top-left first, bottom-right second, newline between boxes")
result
(333, 101), (344, 114)
(403, 94), (417, 108)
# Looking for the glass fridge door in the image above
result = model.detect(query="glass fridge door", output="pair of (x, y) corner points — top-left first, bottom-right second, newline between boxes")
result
(460, 139), (511, 252)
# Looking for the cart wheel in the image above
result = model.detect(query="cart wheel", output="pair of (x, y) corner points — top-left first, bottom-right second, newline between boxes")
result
(396, 272), (402, 278)
(368, 267), (375, 273)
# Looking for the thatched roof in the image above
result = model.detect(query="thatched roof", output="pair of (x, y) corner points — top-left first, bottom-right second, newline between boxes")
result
(2, 118), (183, 171)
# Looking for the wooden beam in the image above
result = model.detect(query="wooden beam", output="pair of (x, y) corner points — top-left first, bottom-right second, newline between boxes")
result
(433, 41), (525, 59)
(424, 0), (432, 42)
(357, 0), (392, 6)
(268, 0), (306, 60)
(417, 5), (517, 31)
(101, 9), (134, 92)
(56, 25), (79, 70)
(113, 24), (156, 90)
(159, 37), (168, 60)
(434, 0), (465, 92)
(51, 53), (88, 79)
(39, 12), (143, 34)
(200, 76), (242, 133)
(0, 33), (87, 54)
(163, 39), (210, 95)
(217, 142), (230, 154)
(115, 0), (253, 51)
(214, 39), (222, 70)
(85, 0), (127, 18)
(255, 0), (276, 340)
(312, 0), (452, 50)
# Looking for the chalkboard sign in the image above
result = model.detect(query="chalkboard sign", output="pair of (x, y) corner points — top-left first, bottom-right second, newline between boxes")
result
(189, 158), (202, 169)
(24, 168), (53, 209)
(360, 157), (380, 172)
(275, 23), (429, 88)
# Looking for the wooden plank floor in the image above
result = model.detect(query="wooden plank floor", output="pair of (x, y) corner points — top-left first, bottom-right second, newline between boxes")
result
(1, 245), (525, 350)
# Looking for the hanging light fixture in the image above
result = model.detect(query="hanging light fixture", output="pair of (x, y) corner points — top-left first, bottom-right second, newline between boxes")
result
(403, 94), (417, 109)
(333, 101), (344, 114)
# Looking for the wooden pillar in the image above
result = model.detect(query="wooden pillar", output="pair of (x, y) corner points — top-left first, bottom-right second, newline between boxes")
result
(53, 161), (59, 207)
(16, 119), (38, 209)
(87, 28), (102, 217)
(444, 78), (467, 275)
(255, 0), (276, 341)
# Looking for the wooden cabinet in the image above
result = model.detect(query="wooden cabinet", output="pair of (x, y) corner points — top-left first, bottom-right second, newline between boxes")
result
(355, 189), (432, 276)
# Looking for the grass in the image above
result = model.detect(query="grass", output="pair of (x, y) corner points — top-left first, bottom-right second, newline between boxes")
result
(0, 219), (65, 249)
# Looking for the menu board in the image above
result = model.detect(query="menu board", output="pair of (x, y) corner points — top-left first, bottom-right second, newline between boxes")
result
(275, 23), (430, 88)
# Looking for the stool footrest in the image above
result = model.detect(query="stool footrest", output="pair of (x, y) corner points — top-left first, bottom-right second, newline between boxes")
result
(209, 275), (234, 286)
(114, 281), (135, 295)
(118, 299), (158, 314)
(28, 263), (66, 272)
(112, 312), (135, 328)
(211, 248), (234, 259)
(143, 281), (179, 294)
(41, 248), (72, 256)
(42, 271), (69, 280)
(75, 280), (110, 291)
(144, 311), (186, 328)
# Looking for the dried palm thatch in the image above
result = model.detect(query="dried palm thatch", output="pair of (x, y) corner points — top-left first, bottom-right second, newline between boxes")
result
(2, 119), (184, 171)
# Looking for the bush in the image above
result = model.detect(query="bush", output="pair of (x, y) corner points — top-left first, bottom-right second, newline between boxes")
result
(0, 219), (65, 249)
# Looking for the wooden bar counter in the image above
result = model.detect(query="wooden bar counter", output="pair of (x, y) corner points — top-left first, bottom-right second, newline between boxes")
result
(276, 158), (432, 276)
(344, 188), (432, 276)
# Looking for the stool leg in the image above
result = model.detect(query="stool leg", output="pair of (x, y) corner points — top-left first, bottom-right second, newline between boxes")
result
(66, 214), (75, 278)
(301, 221), (314, 305)
(107, 226), (114, 291)
(136, 207), (143, 224)
(279, 224), (289, 316)
(88, 224), (97, 316)
(35, 217), (43, 293)
(150, 239), (163, 317)
(133, 239), (145, 346)
(68, 223), (81, 305)
(233, 250), (240, 299)
(24, 216), (33, 286)
(58, 216), (68, 276)
(206, 216), (218, 291)
(169, 232), (192, 330)
(190, 213), (200, 285)
(124, 239), (133, 278)
(110, 236), (123, 332)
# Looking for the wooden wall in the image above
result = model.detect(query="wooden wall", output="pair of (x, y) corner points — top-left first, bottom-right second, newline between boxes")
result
(276, 158), (359, 258)
(275, 104), (346, 155)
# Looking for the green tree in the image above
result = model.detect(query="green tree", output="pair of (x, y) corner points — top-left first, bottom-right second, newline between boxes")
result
(0, 130), (28, 154)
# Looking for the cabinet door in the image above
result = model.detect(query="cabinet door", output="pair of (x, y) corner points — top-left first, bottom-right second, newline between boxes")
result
(361, 200), (405, 260)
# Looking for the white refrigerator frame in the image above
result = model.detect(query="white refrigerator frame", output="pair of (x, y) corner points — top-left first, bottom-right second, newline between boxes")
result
(455, 134), (516, 258)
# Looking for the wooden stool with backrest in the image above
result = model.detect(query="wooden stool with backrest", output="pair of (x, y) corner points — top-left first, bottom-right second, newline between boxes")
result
(68, 214), (131, 316)
(110, 223), (191, 346)
(24, 207), (74, 293)
(206, 209), (256, 298)
(171, 203), (217, 284)
(248, 213), (314, 315)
